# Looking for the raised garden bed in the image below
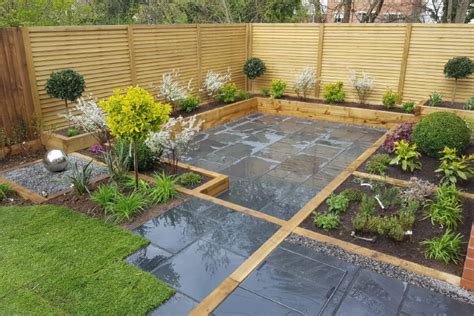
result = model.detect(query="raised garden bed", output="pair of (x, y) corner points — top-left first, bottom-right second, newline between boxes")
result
(300, 175), (473, 276)
(0, 139), (43, 160)
(359, 145), (474, 194)
(419, 99), (474, 120)
(0, 147), (45, 171)
(41, 130), (99, 153)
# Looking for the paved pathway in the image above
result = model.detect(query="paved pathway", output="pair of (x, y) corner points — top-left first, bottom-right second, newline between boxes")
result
(127, 113), (474, 315)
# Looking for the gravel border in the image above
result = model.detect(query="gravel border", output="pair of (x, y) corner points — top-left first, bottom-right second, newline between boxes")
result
(287, 234), (474, 305)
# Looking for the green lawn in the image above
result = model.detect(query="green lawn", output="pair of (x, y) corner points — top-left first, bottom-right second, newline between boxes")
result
(0, 205), (174, 315)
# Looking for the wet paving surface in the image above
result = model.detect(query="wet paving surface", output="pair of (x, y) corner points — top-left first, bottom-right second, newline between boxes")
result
(127, 114), (474, 315)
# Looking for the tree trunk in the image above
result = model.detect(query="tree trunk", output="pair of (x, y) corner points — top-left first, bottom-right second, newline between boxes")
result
(65, 99), (70, 128)
(343, 0), (352, 22)
(447, 0), (454, 22)
(452, 78), (457, 105)
(454, 0), (469, 23)
(133, 140), (139, 187)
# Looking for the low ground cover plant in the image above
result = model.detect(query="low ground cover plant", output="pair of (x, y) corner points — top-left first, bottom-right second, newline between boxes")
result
(426, 184), (463, 229)
(217, 83), (238, 103)
(402, 101), (415, 113)
(0, 183), (12, 201)
(382, 89), (400, 109)
(68, 160), (93, 195)
(270, 79), (287, 99)
(149, 173), (178, 204)
(412, 112), (470, 157)
(421, 230), (463, 265)
(464, 96), (474, 110)
(177, 172), (203, 186)
(326, 193), (350, 214)
(313, 213), (340, 231)
(382, 123), (413, 153)
(435, 147), (474, 185)
(429, 92), (443, 106)
(323, 82), (345, 104)
(178, 95), (201, 113)
(366, 153), (391, 175)
(115, 139), (156, 172)
(389, 140), (422, 172)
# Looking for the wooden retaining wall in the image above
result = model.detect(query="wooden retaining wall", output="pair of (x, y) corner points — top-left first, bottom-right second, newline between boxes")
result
(2, 24), (474, 130)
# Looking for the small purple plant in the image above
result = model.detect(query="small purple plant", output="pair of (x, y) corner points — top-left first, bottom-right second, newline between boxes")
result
(90, 144), (105, 154)
(382, 123), (414, 153)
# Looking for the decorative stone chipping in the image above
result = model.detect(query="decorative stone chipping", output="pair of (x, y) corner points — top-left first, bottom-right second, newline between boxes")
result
(461, 222), (474, 291)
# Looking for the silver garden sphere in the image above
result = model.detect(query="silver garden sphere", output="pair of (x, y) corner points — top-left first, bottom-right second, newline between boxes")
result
(43, 149), (68, 172)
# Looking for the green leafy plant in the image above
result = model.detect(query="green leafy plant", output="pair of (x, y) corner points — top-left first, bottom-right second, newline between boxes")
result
(366, 154), (392, 175)
(177, 172), (203, 187)
(444, 56), (474, 104)
(435, 147), (474, 185)
(178, 95), (201, 113)
(105, 190), (147, 223)
(429, 92), (443, 106)
(243, 57), (266, 80)
(341, 188), (363, 202)
(104, 144), (130, 183)
(389, 140), (422, 172)
(323, 82), (345, 104)
(148, 173), (178, 204)
(270, 79), (287, 99)
(114, 139), (156, 172)
(45, 69), (85, 127)
(377, 185), (402, 208)
(382, 89), (400, 109)
(260, 88), (270, 97)
(427, 184), (463, 229)
(326, 193), (350, 214)
(412, 112), (471, 157)
(402, 101), (415, 113)
(217, 83), (238, 104)
(67, 160), (93, 195)
(359, 195), (377, 215)
(464, 96), (474, 110)
(237, 90), (250, 101)
(421, 230), (463, 264)
(99, 86), (171, 188)
(67, 127), (80, 137)
(90, 184), (120, 208)
(0, 183), (13, 201)
(313, 213), (340, 231)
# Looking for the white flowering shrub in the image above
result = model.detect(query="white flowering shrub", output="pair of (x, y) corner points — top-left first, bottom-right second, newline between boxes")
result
(160, 69), (193, 104)
(348, 69), (374, 104)
(146, 115), (204, 173)
(293, 67), (317, 99)
(202, 68), (231, 98)
(61, 96), (109, 144)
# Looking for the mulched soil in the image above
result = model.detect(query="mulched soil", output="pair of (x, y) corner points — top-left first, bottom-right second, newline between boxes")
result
(300, 176), (473, 276)
(48, 177), (187, 230)
(424, 100), (467, 110)
(0, 193), (31, 207)
(0, 149), (46, 172)
(278, 95), (409, 114)
(54, 127), (87, 137)
(359, 145), (474, 193)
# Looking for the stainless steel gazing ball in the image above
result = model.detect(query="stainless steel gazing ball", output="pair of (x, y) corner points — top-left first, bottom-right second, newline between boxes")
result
(43, 149), (68, 172)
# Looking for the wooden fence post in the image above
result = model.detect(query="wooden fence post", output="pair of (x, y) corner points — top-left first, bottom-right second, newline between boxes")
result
(315, 24), (325, 98)
(20, 27), (42, 118)
(197, 24), (202, 94)
(247, 23), (253, 92)
(127, 25), (137, 86)
(398, 23), (412, 101)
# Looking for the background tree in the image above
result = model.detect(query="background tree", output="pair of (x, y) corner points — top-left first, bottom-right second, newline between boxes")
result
(443, 57), (474, 104)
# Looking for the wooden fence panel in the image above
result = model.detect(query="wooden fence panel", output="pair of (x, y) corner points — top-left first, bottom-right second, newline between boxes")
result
(0, 28), (35, 135)
(251, 24), (320, 96)
(403, 25), (474, 104)
(27, 26), (132, 128)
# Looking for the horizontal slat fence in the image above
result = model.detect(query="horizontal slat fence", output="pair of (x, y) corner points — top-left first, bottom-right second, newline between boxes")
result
(0, 28), (35, 135)
(3, 24), (474, 129)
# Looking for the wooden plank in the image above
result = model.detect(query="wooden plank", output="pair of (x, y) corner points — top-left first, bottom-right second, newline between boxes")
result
(398, 23), (412, 100)
(0, 175), (46, 203)
(293, 227), (461, 286)
(196, 25), (202, 92)
(315, 24), (324, 98)
(127, 25), (137, 85)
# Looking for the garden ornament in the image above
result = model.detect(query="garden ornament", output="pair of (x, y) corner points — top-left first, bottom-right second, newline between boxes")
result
(43, 149), (68, 172)
(351, 231), (377, 243)
(374, 194), (385, 209)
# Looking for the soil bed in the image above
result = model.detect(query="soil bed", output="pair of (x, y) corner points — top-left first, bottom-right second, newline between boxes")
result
(54, 127), (87, 138)
(0, 149), (45, 172)
(300, 175), (473, 276)
(276, 95), (409, 114)
(424, 100), (467, 110)
(0, 193), (31, 207)
(48, 177), (187, 230)
(172, 96), (255, 118)
(359, 145), (474, 193)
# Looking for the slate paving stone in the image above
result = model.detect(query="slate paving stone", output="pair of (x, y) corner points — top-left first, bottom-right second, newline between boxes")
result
(213, 287), (303, 316)
(240, 262), (344, 315)
(126, 244), (172, 272)
(245, 129), (285, 144)
(152, 239), (245, 301)
(299, 171), (335, 192)
(225, 116), (252, 127)
(213, 143), (254, 160)
(203, 211), (279, 257)
(334, 269), (407, 316)
(206, 132), (244, 144)
(181, 158), (226, 172)
(303, 143), (342, 159)
(272, 120), (306, 133)
(150, 292), (198, 316)
(254, 148), (294, 163)
(217, 177), (276, 210)
(263, 141), (306, 155)
(174, 198), (215, 215)
(222, 156), (277, 179)
(259, 199), (301, 220)
(200, 204), (235, 223)
(254, 115), (288, 125)
(398, 285), (474, 316)
(133, 208), (217, 254)
(315, 137), (352, 149)
(232, 121), (267, 132)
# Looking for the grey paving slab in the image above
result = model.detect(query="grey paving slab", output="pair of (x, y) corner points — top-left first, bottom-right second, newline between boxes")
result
(152, 239), (246, 301)
(399, 285), (474, 316)
(303, 143), (343, 159)
(213, 287), (302, 316)
(133, 208), (217, 254)
(174, 198), (215, 215)
(150, 292), (198, 316)
(222, 156), (277, 179)
(216, 177), (275, 210)
(126, 244), (172, 272)
(213, 143), (254, 160)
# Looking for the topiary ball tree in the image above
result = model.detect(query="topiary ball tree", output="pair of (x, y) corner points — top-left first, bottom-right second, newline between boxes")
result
(45, 69), (85, 127)
(412, 112), (470, 158)
(444, 57), (474, 104)
(243, 57), (266, 80)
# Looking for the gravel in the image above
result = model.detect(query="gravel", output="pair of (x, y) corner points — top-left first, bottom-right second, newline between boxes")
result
(287, 234), (474, 305)
(1, 155), (108, 196)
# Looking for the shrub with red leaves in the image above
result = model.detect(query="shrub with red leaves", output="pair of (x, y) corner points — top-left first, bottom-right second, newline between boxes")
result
(382, 123), (414, 153)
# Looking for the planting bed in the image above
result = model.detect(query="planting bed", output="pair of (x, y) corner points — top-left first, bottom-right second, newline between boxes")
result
(300, 175), (473, 276)
(360, 145), (474, 193)
(0, 148), (45, 171)
(0, 155), (108, 197)
(424, 100), (468, 110)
